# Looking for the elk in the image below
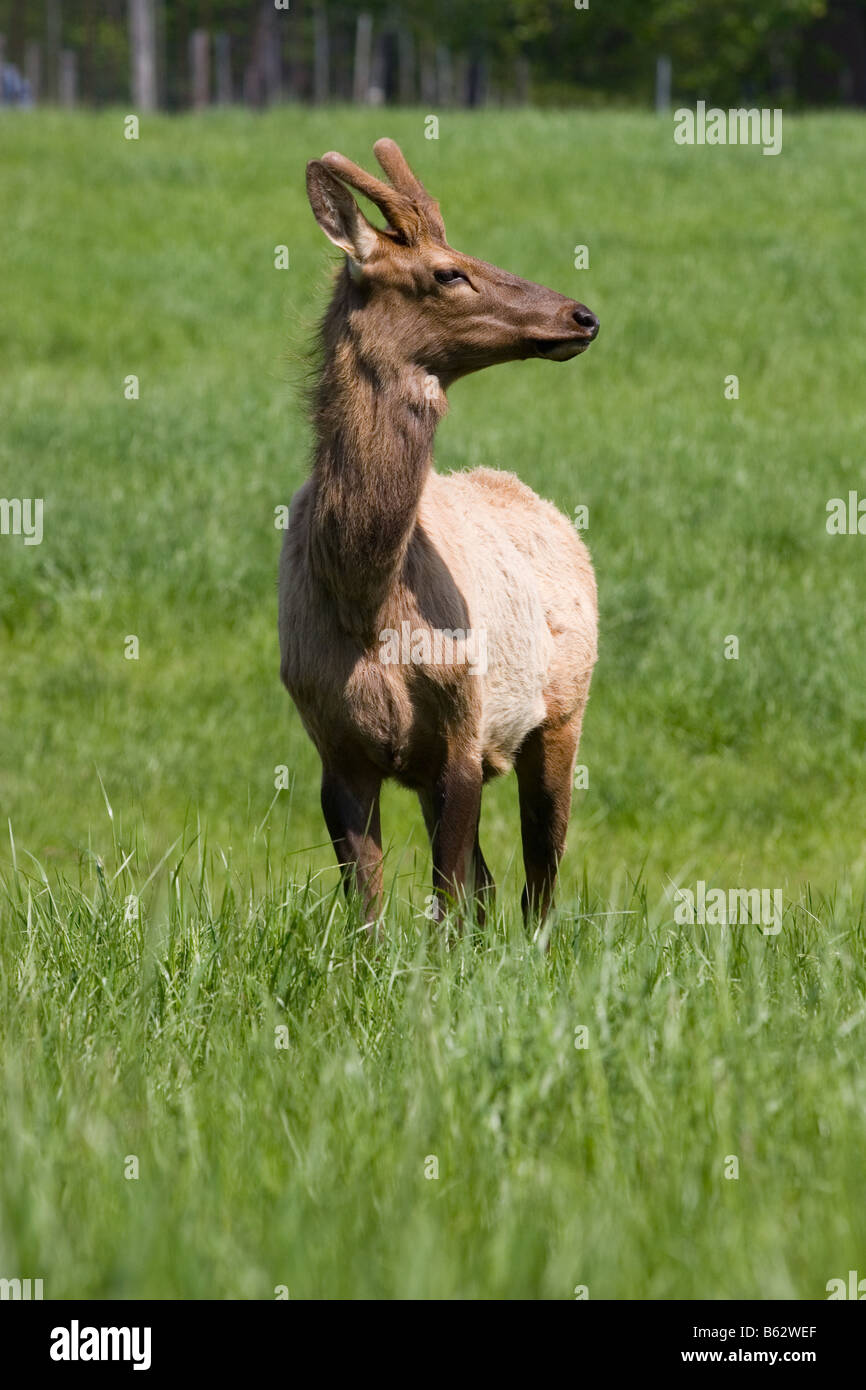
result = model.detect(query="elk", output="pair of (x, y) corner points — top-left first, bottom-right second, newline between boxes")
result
(279, 139), (599, 929)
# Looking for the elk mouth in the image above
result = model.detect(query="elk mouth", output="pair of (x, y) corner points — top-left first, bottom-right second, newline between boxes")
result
(531, 336), (592, 362)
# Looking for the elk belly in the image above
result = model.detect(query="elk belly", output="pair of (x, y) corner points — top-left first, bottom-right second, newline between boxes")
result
(468, 561), (552, 766)
(478, 611), (552, 767)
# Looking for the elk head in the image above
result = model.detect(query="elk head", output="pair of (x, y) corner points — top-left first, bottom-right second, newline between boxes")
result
(306, 138), (599, 388)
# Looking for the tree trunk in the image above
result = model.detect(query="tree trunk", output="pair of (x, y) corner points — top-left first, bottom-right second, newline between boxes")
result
(436, 46), (453, 106)
(369, 31), (386, 105)
(128, 0), (158, 111)
(45, 0), (61, 102)
(313, 4), (329, 105)
(244, 2), (281, 108)
(58, 49), (77, 106)
(190, 28), (210, 109)
(398, 27), (414, 105)
(353, 12), (372, 105)
(25, 41), (42, 103)
(514, 55), (530, 105)
(261, 3), (281, 104)
(455, 53), (470, 105)
(214, 32), (232, 104)
(419, 40), (436, 106)
(467, 54), (487, 107)
(655, 55), (672, 114)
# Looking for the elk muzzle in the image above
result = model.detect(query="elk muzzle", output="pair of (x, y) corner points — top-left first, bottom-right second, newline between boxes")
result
(531, 301), (600, 361)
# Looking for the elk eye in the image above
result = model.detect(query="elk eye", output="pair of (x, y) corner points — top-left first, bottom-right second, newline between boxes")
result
(434, 269), (467, 285)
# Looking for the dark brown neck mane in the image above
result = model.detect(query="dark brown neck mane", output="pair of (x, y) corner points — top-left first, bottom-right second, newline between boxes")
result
(308, 267), (446, 635)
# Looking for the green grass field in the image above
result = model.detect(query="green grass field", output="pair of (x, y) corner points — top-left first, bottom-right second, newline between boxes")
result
(1, 107), (865, 1299)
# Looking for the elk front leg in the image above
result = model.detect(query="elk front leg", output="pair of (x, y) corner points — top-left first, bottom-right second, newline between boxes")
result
(320, 761), (383, 925)
(420, 758), (483, 923)
(514, 715), (582, 925)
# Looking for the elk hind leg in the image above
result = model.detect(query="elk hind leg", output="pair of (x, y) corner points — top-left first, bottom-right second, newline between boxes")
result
(514, 714), (582, 925)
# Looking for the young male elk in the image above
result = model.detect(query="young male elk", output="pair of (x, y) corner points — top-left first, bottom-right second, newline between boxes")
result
(279, 139), (599, 928)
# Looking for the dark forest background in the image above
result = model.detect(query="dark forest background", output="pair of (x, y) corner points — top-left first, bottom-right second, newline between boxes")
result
(1, 1), (866, 111)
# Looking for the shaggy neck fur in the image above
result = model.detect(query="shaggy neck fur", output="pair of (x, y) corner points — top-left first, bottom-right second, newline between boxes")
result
(309, 267), (447, 639)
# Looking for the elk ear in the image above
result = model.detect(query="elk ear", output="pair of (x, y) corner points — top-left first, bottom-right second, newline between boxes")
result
(306, 159), (381, 263)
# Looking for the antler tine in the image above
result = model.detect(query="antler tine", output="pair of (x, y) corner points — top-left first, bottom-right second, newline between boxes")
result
(372, 138), (422, 194)
(373, 138), (447, 241)
(320, 150), (423, 243)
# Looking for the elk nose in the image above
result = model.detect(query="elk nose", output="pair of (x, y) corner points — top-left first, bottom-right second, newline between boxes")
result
(573, 305), (599, 338)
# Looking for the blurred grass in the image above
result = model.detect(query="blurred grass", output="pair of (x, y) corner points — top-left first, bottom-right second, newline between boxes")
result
(1, 108), (865, 1298)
